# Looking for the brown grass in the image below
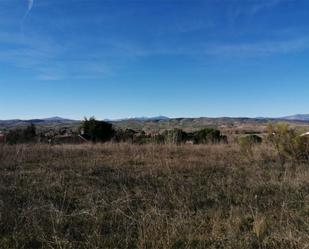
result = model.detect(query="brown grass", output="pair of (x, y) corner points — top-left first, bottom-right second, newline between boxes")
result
(0, 143), (308, 249)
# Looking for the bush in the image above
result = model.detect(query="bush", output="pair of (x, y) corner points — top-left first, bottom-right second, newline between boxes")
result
(193, 128), (225, 144)
(162, 129), (187, 144)
(133, 132), (151, 144)
(238, 135), (262, 157)
(112, 129), (137, 143)
(80, 117), (115, 142)
(152, 134), (165, 144)
(6, 124), (36, 144)
(239, 135), (262, 145)
(267, 123), (309, 163)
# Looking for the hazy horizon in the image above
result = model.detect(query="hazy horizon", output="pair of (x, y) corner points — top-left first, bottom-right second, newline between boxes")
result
(1, 113), (309, 121)
(1, 0), (309, 119)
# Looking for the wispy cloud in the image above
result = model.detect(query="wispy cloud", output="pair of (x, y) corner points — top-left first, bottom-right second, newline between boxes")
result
(227, 0), (283, 25)
(205, 37), (309, 57)
(1, 28), (308, 81)
(98, 34), (309, 59)
(0, 29), (114, 81)
(248, 0), (282, 15)
(0, 0), (307, 81)
(21, 0), (34, 34)
(27, 0), (34, 13)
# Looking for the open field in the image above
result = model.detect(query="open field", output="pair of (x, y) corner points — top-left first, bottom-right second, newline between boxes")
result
(0, 143), (308, 249)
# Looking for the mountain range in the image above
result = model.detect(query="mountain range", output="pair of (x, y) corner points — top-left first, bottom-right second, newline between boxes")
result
(0, 117), (78, 127)
(0, 115), (309, 128)
(280, 114), (309, 121)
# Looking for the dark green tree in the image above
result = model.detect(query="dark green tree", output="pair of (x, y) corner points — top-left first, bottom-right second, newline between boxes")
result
(193, 128), (223, 144)
(6, 124), (36, 144)
(80, 117), (115, 142)
(112, 129), (137, 143)
(24, 123), (36, 141)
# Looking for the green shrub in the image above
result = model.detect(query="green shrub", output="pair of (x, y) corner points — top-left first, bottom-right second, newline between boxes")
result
(239, 135), (262, 145)
(80, 117), (115, 142)
(6, 124), (36, 144)
(112, 129), (137, 143)
(267, 123), (309, 163)
(162, 129), (187, 144)
(238, 135), (262, 157)
(193, 128), (225, 144)
(152, 134), (165, 144)
(133, 132), (151, 144)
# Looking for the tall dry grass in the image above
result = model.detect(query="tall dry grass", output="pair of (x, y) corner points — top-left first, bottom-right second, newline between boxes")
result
(0, 143), (308, 249)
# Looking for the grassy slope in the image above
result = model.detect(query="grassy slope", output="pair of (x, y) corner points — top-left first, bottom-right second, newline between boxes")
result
(0, 143), (308, 249)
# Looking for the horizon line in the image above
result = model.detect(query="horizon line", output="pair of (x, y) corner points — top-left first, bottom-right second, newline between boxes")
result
(1, 114), (308, 121)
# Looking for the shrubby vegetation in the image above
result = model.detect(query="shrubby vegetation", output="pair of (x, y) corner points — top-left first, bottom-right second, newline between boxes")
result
(267, 123), (309, 163)
(239, 135), (263, 156)
(80, 117), (115, 142)
(192, 128), (227, 144)
(6, 124), (36, 144)
(242, 134), (263, 144)
(162, 128), (188, 144)
(151, 134), (165, 144)
(112, 129), (137, 143)
(78, 118), (227, 145)
(0, 117), (234, 146)
(2, 119), (308, 160)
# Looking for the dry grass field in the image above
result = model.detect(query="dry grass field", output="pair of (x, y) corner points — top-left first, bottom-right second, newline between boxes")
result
(0, 143), (308, 249)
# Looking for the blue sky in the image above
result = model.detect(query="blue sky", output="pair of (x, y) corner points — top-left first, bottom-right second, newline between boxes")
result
(0, 0), (308, 119)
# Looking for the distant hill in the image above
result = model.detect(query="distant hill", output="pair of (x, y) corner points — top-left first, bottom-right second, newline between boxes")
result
(1, 115), (309, 131)
(126, 116), (170, 121)
(281, 114), (309, 121)
(0, 117), (79, 128)
(42, 116), (73, 122)
(112, 116), (309, 133)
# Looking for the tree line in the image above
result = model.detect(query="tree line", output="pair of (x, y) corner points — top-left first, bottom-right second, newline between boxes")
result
(81, 117), (227, 144)
(3, 117), (227, 145)
(2, 118), (309, 163)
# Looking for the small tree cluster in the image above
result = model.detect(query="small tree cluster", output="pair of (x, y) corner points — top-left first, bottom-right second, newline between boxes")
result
(151, 134), (165, 144)
(78, 118), (228, 146)
(192, 128), (227, 144)
(6, 124), (37, 144)
(112, 129), (137, 143)
(133, 132), (151, 144)
(80, 117), (115, 142)
(159, 128), (226, 145)
(162, 129), (188, 145)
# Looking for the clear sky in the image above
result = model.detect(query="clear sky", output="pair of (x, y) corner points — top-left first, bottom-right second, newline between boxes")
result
(0, 0), (308, 120)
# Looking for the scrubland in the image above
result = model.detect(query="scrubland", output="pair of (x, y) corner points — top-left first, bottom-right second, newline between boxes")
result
(0, 143), (308, 249)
